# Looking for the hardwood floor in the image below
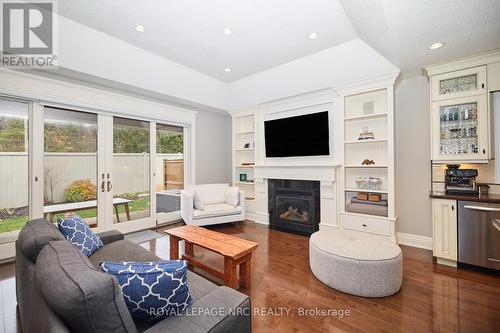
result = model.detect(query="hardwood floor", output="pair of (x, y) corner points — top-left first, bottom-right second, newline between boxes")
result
(1, 221), (500, 332)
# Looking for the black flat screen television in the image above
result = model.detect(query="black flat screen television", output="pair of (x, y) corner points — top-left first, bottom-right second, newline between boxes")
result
(264, 111), (329, 157)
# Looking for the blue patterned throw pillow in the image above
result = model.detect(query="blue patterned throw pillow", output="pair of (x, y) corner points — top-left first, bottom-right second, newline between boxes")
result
(57, 215), (103, 256)
(100, 260), (192, 321)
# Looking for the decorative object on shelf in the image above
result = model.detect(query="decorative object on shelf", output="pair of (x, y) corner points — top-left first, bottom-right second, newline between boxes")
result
(358, 127), (375, 140)
(241, 162), (255, 166)
(357, 192), (368, 200)
(239, 174), (247, 182)
(246, 196), (255, 201)
(438, 102), (479, 155)
(362, 159), (375, 165)
(243, 143), (251, 149)
(355, 192), (382, 202)
(368, 193), (382, 202)
(351, 197), (387, 206)
(355, 177), (383, 190)
(363, 101), (375, 115)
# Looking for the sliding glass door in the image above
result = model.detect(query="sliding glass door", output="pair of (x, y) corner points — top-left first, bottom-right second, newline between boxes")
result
(43, 108), (99, 227)
(1, 101), (189, 241)
(0, 99), (30, 236)
(156, 123), (184, 224)
(112, 117), (151, 225)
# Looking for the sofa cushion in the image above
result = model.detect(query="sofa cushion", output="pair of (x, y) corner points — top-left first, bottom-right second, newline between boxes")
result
(100, 261), (192, 321)
(88, 238), (217, 299)
(226, 187), (240, 207)
(193, 204), (242, 220)
(188, 183), (228, 205)
(17, 218), (65, 262)
(89, 239), (160, 267)
(58, 215), (103, 256)
(36, 241), (137, 333)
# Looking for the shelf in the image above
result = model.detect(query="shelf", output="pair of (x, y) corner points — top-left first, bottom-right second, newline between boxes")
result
(235, 131), (255, 135)
(235, 182), (255, 186)
(342, 211), (389, 220)
(344, 113), (387, 121)
(245, 198), (255, 203)
(236, 165), (255, 169)
(235, 148), (255, 151)
(345, 188), (388, 194)
(344, 165), (388, 168)
(344, 139), (387, 144)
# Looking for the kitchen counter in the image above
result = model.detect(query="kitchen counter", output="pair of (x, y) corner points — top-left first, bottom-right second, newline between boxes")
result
(430, 191), (500, 204)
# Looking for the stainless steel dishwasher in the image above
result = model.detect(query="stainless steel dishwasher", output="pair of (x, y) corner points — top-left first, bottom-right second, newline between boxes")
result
(458, 200), (500, 271)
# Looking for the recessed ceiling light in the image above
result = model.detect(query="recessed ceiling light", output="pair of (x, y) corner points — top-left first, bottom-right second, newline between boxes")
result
(223, 28), (233, 35)
(428, 42), (445, 50)
(134, 25), (147, 33)
(224, 68), (231, 73)
(308, 32), (318, 40)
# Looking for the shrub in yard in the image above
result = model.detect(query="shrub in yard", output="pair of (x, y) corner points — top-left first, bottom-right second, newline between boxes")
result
(64, 179), (97, 203)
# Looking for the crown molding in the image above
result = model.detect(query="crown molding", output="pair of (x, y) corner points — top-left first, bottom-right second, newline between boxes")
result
(334, 72), (400, 96)
(424, 49), (500, 77)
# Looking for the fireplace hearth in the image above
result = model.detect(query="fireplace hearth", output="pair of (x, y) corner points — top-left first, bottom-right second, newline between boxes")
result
(268, 179), (320, 235)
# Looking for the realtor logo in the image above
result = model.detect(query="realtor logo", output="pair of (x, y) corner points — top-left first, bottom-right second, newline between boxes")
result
(1, 0), (57, 68)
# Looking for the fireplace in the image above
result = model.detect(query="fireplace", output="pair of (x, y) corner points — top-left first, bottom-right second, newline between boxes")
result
(268, 179), (320, 235)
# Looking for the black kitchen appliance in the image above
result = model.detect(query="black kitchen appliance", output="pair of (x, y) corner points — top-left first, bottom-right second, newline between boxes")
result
(445, 165), (478, 195)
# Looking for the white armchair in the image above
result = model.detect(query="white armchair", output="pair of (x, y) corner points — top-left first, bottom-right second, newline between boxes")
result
(181, 183), (246, 226)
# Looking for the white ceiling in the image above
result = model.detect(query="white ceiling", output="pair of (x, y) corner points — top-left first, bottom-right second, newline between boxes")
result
(57, 0), (357, 82)
(57, 0), (500, 83)
(339, 0), (500, 73)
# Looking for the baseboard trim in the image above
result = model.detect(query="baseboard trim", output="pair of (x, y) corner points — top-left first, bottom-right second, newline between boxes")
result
(397, 232), (433, 250)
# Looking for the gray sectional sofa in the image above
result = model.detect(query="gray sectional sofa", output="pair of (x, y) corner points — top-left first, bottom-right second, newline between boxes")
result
(15, 218), (252, 333)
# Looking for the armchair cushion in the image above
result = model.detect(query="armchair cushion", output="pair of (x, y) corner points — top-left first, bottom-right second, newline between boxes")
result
(226, 187), (240, 207)
(188, 183), (228, 205)
(193, 190), (205, 210)
(193, 204), (242, 220)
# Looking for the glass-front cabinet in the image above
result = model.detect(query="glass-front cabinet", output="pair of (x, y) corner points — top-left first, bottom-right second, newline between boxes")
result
(432, 95), (489, 161)
(431, 66), (487, 101)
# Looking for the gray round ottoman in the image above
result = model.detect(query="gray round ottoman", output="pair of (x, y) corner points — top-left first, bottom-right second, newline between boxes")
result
(309, 229), (402, 297)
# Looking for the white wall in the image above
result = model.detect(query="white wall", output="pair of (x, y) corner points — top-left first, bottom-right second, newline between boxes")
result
(395, 75), (432, 237)
(227, 39), (399, 109)
(196, 111), (232, 184)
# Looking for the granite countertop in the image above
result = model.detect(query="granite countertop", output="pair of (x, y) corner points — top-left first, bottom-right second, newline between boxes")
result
(430, 190), (500, 204)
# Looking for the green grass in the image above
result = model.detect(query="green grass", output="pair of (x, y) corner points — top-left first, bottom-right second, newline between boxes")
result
(0, 215), (29, 233)
(0, 197), (150, 233)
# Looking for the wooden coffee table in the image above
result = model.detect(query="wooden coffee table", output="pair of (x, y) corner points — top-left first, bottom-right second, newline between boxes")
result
(165, 225), (258, 289)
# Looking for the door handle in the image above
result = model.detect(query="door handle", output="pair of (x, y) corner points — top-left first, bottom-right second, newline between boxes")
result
(107, 180), (112, 192)
(101, 180), (105, 192)
(464, 205), (500, 212)
(493, 219), (500, 232)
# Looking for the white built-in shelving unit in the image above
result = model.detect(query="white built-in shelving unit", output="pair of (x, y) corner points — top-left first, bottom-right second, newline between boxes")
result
(339, 75), (398, 241)
(231, 110), (257, 220)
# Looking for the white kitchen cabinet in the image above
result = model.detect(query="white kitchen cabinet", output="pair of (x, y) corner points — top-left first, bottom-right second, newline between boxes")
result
(432, 199), (457, 266)
(431, 94), (489, 161)
(431, 66), (487, 101)
(488, 62), (500, 92)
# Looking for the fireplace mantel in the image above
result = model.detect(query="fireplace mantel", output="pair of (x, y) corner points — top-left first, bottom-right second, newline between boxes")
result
(254, 164), (340, 183)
